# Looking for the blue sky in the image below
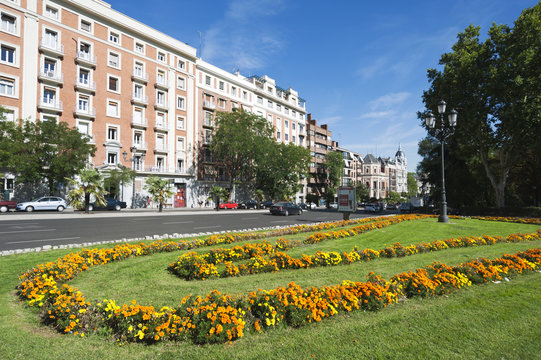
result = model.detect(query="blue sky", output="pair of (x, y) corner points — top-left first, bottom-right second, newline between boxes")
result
(109, 0), (538, 172)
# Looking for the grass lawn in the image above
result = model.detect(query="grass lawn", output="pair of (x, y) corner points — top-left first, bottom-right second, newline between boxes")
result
(1, 217), (540, 359)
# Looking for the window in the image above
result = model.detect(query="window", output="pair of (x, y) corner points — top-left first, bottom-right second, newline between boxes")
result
(0, 77), (14, 96)
(177, 96), (185, 110)
(133, 107), (143, 123)
(177, 59), (185, 69)
(134, 62), (144, 77)
(108, 75), (119, 92)
(109, 31), (119, 44)
(157, 52), (166, 62)
(219, 81), (224, 90)
(204, 111), (213, 126)
(219, 98), (226, 109)
(231, 86), (236, 96)
(276, 131), (281, 140)
(276, 104), (281, 112)
(156, 112), (165, 127)
(133, 131), (143, 145)
(43, 87), (55, 103)
(176, 116), (185, 130)
(292, 123), (296, 130)
(177, 137), (185, 151)
(1, 13), (16, 34)
(107, 126), (118, 141)
(292, 136), (296, 143)
(268, 86), (273, 94)
(267, 114), (273, 122)
(177, 159), (184, 172)
(107, 100), (119, 117)
(156, 134), (165, 149)
(79, 42), (90, 58)
(177, 76), (185, 90)
(204, 129), (212, 144)
(134, 84), (144, 99)
(108, 52), (120, 68)
(1, 108), (15, 122)
(77, 94), (89, 112)
(78, 68), (89, 85)
(44, 29), (58, 48)
(156, 91), (166, 106)
(0, 45), (15, 64)
(156, 70), (166, 85)
(135, 42), (144, 54)
(257, 96), (263, 104)
(156, 157), (165, 170)
(45, 5), (58, 20)
(242, 91), (248, 100)
(80, 19), (92, 33)
(205, 75), (211, 86)
(292, 110), (297, 117)
(107, 152), (117, 165)
(285, 134), (289, 141)
(267, 100), (273, 108)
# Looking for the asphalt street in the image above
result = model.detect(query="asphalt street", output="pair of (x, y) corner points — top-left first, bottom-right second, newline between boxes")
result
(0, 208), (380, 251)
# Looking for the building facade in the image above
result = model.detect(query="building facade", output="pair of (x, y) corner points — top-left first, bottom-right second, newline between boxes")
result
(0, 0), (308, 207)
(305, 114), (332, 201)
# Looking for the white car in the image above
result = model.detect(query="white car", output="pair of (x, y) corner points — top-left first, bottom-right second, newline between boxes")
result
(17, 197), (67, 212)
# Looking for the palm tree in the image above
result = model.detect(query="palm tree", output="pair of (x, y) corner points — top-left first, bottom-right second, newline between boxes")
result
(66, 169), (107, 214)
(208, 185), (228, 210)
(144, 176), (175, 212)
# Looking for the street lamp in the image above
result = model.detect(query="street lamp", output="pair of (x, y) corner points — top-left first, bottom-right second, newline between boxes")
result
(425, 100), (458, 223)
(123, 146), (145, 209)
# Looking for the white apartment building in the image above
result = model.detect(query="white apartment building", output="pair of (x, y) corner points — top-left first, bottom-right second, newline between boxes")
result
(0, 0), (309, 207)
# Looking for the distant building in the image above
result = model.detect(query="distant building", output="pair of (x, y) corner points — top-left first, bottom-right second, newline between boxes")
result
(305, 114), (332, 201)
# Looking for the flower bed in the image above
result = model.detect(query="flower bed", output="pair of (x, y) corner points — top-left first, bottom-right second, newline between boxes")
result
(15, 216), (541, 344)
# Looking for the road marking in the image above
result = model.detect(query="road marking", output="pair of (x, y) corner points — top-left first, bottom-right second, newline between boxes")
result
(163, 221), (194, 225)
(6, 237), (81, 245)
(0, 228), (56, 235)
(193, 225), (222, 230)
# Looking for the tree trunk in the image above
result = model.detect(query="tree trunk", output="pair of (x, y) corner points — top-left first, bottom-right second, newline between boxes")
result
(479, 149), (509, 208)
(84, 191), (90, 214)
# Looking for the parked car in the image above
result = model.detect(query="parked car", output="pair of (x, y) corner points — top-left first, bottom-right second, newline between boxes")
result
(16, 197), (67, 212)
(387, 203), (398, 210)
(0, 199), (17, 213)
(364, 203), (380, 213)
(260, 200), (274, 209)
(239, 200), (257, 209)
(270, 202), (302, 216)
(219, 201), (238, 209)
(329, 202), (338, 209)
(298, 202), (310, 210)
(308, 202), (317, 209)
(399, 202), (413, 213)
(88, 198), (127, 211)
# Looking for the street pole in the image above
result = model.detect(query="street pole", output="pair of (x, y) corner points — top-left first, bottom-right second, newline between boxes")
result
(425, 100), (458, 223)
(123, 146), (145, 209)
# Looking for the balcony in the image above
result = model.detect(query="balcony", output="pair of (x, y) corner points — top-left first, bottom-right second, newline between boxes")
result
(132, 141), (147, 150)
(75, 79), (96, 93)
(155, 78), (169, 90)
(154, 144), (168, 153)
(131, 117), (148, 128)
(203, 100), (216, 110)
(131, 94), (148, 106)
(132, 71), (148, 83)
(38, 98), (63, 112)
(74, 106), (96, 119)
(154, 100), (168, 111)
(75, 51), (96, 67)
(38, 69), (63, 85)
(154, 121), (168, 132)
(39, 39), (64, 57)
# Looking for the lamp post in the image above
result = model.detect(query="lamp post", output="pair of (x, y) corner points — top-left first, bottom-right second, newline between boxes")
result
(425, 100), (458, 223)
(123, 147), (145, 209)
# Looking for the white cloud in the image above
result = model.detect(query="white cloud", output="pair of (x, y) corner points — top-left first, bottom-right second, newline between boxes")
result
(320, 116), (342, 125)
(202, 0), (286, 71)
(359, 110), (395, 120)
(368, 92), (411, 111)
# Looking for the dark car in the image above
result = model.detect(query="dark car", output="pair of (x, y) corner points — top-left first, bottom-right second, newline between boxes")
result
(298, 202), (309, 210)
(239, 200), (258, 209)
(89, 198), (127, 211)
(260, 200), (274, 209)
(270, 202), (303, 216)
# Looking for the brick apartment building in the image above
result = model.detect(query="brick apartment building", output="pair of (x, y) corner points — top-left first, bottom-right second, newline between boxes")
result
(305, 114), (332, 200)
(0, 0), (308, 207)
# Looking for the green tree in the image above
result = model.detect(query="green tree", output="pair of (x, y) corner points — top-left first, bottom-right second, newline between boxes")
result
(208, 185), (229, 210)
(324, 151), (344, 207)
(0, 119), (95, 195)
(356, 183), (370, 203)
(407, 173), (418, 197)
(210, 110), (274, 193)
(144, 176), (175, 212)
(66, 169), (107, 214)
(255, 142), (311, 201)
(103, 166), (136, 199)
(253, 189), (265, 209)
(386, 191), (402, 205)
(421, 3), (541, 208)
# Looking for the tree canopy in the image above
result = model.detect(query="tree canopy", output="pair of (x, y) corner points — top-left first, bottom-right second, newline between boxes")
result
(419, 2), (541, 208)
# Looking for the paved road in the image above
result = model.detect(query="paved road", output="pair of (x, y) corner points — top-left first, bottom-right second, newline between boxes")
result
(0, 208), (383, 251)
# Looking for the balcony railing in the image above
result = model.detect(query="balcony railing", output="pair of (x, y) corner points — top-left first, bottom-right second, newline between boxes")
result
(155, 78), (169, 89)
(38, 69), (63, 84)
(132, 71), (149, 83)
(74, 106), (96, 118)
(131, 94), (148, 106)
(132, 141), (147, 150)
(131, 117), (148, 127)
(75, 51), (96, 66)
(154, 144), (168, 152)
(39, 38), (64, 56)
(38, 98), (63, 111)
(154, 100), (168, 111)
(203, 100), (216, 110)
(154, 121), (168, 131)
(75, 79), (96, 92)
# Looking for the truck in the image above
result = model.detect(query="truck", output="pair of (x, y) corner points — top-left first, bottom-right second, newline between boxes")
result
(0, 199), (17, 213)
